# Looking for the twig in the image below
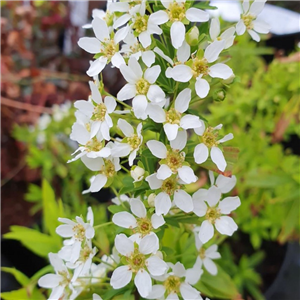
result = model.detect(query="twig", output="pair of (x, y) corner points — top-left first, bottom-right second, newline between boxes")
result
(1, 97), (53, 114)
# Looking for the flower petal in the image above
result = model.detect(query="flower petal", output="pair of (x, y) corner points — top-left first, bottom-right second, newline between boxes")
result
(110, 266), (132, 289)
(170, 130), (187, 151)
(193, 198), (207, 217)
(144, 65), (161, 84)
(252, 20), (270, 34)
(78, 37), (101, 54)
(248, 29), (260, 42)
(130, 198), (147, 218)
(209, 63), (233, 79)
(195, 77), (210, 98)
(147, 255), (169, 276)
(38, 274), (61, 288)
(142, 50), (156, 67)
(218, 196), (241, 214)
(112, 212), (137, 228)
(174, 190), (193, 213)
(117, 119), (134, 137)
(135, 270), (152, 298)
(215, 216), (238, 236)
(146, 104), (166, 123)
(180, 282), (201, 300)
(171, 65), (193, 82)
(164, 123), (179, 141)
(146, 174), (163, 190)
(194, 143), (209, 164)
(139, 234), (159, 255)
(211, 146), (226, 171)
(215, 174), (236, 193)
(203, 258), (218, 275)
(139, 31), (151, 48)
(198, 220), (214, 244)
(151, 214), (165, 229)
(157, 164), (173, 180)
(204, 40), (225, 63)
(206, 186), (222, 207)
(178, 166), (197, 184)
(171, 21), (185, 49)
(87, 57), (107, 77)
(155, 192), (172, 216)
(177, 41), (190, 63)
(132, 95), (148, 119)
(92, 17), (109, 41)
(186, 7), (209, 22)
(180, 115), (202, 130)
(117, 83), (136, 101)
(115, 234), (134, 256)
(236, 20), (246, 35)
(175, 88), (191, 113)
(147, 140), (167, 158)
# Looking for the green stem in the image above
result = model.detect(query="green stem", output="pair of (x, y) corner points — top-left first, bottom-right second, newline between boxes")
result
(94, 222), (113, 230)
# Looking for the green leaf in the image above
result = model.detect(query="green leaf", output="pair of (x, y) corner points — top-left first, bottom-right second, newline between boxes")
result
(108, 205), (126, 214)
(1, 287), (45, 300)
(4, 226), (61, 258)
(195, 265), (239, 299)
(1, 267), (30, 286)
(42, 179), (64, 238)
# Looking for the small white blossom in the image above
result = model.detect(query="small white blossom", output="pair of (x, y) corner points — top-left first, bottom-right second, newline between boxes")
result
(147, 131), (197, 184)
(194, 122), (233, 172)
(111, 119), (143, 166)
(146, 262), (203, 300)
(147, 88), (202, 141)
(131, 166), (145, 182)
(110, 234), (169, 298)
(193, 186), (241, 243)
(112, 198), (165, 239)
(193, 234), (221, 275)
(236, 0), (270, 42)
(117, 57), (165, 119)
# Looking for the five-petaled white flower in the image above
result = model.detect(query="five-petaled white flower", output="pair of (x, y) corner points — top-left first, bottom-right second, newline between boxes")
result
(38, 253), (77, 300)
(158, 0), (209, 49)
(117, 57), (165, 119)
(147, 88), (202, 141)
(78, 17), (128, 77)
(146, 173), (193, 215)
(111, 119), (143, 166)
(147, 130), (197, 184)
(146, 262), (203, 300)
(110, 233), (169, 298)
(112, 197), (165, 239)
(193, 234), (221, 275)
(193, 186), (241, 244)
(236, 0), (270, 42)
(169, 40), (234, 98)
(194, 122), (233, 172)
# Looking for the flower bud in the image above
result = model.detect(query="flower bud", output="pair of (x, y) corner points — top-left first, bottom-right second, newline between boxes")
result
(185, 26), (199, 46)
(213, 89), (226, 102)
(148, 193), (156, 207)
(131, 166), (145, 182)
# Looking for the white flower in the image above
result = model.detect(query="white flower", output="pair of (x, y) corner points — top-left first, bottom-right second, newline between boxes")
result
(66, 240), (97, 282)
(131, 166), (145, 182)
(169, 40), (233, 98)
(38, 253), (74, 300)
(146, 262), (203, 300)
(81, 153), (121, 194)
(209, 18), (235, 49)
(147, 131), (197, 184)
(56, 208), (95, 262)
(208, 170), (237, 194)
(111, 119), (143, 166)
(194, 122), (233, 172)
(236, 0), (270, 42)
(158, 1), (209, 49)
(146, 173), (193, 215)
(78, 17), (128, 77)
(117, 57), (165, 119)
(193, 234), (221, 275)
(193, 186), (241, 244)
(110, 234), (169, 298)
(147, 88), (202, 141)
(121, 30), (156, 67)
(74, 81), (116, 140)
(68, 122), (111, 163)
(112, 198), (165, 239)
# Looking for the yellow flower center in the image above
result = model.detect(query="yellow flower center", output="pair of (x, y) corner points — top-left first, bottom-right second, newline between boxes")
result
(101, 160), (116, 178)
(92, 103), (107, 122)
(165, 149), (185, 173)
(242, 14), (255, 30)
(127, 134), (141, 150)
(72, 224), (86, 241)
(161, 177), (178, 196)
(199, 247), (206, 259)
(164, 275), (181, 294)
(168, 2), (186, 22)
(205, 207), (221, 224)
(85, 138), (103, 152)
(135, 218), (153, 237)
(202, 127), (218, 148)
(136, 78), (150, 95)
(192, 58), (209, 78)
(127, 249), (146, 273)
(102, 38), (117, 59)
(80, 244), (93, 262)
(132, 15), (149, 34)
(165, 108), (181, 125)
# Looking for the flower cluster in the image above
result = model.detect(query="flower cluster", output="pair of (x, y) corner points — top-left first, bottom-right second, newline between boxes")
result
(39, 1), (269, 299)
